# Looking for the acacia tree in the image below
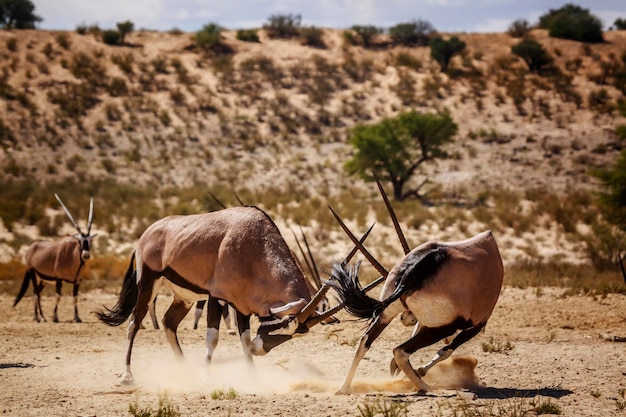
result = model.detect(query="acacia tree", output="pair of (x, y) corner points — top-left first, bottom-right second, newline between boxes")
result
(345, 111), (457, 201)
(0, 0), (41, 29)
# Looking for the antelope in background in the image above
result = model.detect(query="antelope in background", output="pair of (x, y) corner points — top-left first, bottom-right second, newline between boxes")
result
(13, 194), (95, 323)
(96, 205), (347, 385)
(328, 178), (504, 394)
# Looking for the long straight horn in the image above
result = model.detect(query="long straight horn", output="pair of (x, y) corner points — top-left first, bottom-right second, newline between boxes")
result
(619, 254), (626, 284)
(298, 224), (376, 324)
(290, 228), (317, 286)
(55, 193), (83, 234)
(342, 222), (375, 266)
(373, 171), (410, 255)
(329, 206), (388, 277)
(233, 191), (245, 206)
(299, 226), (322, 287)
(86, 197), (94, 235)
(304, 303), (344, 328)
(208, 191), (227, 210)
(296, 284), (331, 322)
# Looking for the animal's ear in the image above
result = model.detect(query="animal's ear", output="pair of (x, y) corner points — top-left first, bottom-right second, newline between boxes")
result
(269, 298), (307, 317)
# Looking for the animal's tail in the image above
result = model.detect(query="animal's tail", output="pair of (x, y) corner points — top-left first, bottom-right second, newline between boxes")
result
(328, 262), (392, 320)
(13, 269), (34, 307)
(96, 252), (138, 326)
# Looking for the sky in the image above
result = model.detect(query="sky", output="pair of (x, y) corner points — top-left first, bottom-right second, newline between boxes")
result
(32, 1), (626, 34)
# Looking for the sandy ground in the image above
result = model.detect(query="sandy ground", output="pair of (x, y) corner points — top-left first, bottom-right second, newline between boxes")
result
(1, 287), (625, 417)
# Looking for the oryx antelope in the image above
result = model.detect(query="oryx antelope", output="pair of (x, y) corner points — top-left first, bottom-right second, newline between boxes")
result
(13, 194), (95, 323)
(96, 206), (344, 385)
(328, 179), (504, 394)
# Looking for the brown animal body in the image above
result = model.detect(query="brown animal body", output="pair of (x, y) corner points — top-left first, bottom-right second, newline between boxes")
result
(97, 206), (336, 385)
(331, 230), (504, 394)
(13, 194), (94, 323)
(328, 178), (504, 394)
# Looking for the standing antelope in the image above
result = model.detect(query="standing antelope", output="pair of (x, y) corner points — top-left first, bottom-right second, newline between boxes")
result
(328, 179), (504, 394)
(13, 194), (95, 323)
(96, 206), (343, 385)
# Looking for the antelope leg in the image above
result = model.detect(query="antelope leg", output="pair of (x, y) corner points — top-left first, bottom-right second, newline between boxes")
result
(72, 282), (81, 323)
(336, 314), (392, 395)
(390, 325), (457, 392)
(53, 280), (62, 323)
(417, 323), (485, 377)
(163, 295), (193, 360)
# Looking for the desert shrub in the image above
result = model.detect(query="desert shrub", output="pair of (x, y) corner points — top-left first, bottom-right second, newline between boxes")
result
(300, 26), (325, 48)
(6, 37), (17, 52)
(507, 18), (531, 38)
(75, 23), (88, 34)
(429, 35), (466, 72)
(348, 25), (383, 48)
(129, 394), (180, 417)
(42, 42), (53, 59)
(55, 33), (71, 50)
(389, 19), (434, 46)
(263, 13), (301, 39)
(236, 29), (260, 43)
(48, 83), (99, 120)
(116, 20), (134, 43)
(102, 30), (121, 45)
(615, 18), (626, 30)
(107, 77), (128, 96)
(0, 118), (16, 147)
(210, 387), (238, 400)
(151, 54), (168, 73)
(394, 52), (422, 70)
(69, 51), (107, 86)
(511, 38), (553, 72)
(538, 3), (603, 43)
(111, 52), (134, 74)
(588, 88), (613, 114)
(195, 22), (223, 50)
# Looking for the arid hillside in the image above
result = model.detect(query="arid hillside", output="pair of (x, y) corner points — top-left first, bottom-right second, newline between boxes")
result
(1, 28), (626, 273)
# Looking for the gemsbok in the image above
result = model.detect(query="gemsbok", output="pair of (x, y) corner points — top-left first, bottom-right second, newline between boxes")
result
(96, 205), (355, 385)
(328, 179), (504, 394)
(13, 194), (95, 323)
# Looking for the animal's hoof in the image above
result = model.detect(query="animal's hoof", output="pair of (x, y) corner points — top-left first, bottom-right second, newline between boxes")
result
(53, 318), (59, 323)
(74, 318), (82, 323)
(417, 367), (426, 377)
(227, 330), (236, 335)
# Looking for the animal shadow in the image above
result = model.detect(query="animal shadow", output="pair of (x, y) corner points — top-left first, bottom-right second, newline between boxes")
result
(473, 386), (574, 399)
(0, 362), (35, 369)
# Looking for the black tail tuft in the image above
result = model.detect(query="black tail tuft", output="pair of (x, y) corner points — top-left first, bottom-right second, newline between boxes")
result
(13, 269), (34, 307)
(96, 252), (138, 326)
(328, 262), (383, 320)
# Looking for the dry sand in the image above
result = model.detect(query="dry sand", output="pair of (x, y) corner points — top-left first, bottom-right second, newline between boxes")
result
(1, 287), (625, 416)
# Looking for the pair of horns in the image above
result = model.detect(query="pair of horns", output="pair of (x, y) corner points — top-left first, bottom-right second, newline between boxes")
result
(55, 193), (94, 235)
(329, 172), (411, 281)
(297, 225), (375, 325)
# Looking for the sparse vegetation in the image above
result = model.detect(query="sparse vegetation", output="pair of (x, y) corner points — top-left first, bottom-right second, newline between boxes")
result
(481, 336), (514, 353)
(507, 19), (531, 38)
(128, 394), (180, 417)
(264, 13), (301, 39)
(357, 395), (408, 417)
(389, 19), (435, 46)
(511, 38), (553, 72)
(210, 387), (238, 400)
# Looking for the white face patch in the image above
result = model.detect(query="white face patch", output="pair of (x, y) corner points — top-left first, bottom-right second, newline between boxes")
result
(265, 315), (298, 336)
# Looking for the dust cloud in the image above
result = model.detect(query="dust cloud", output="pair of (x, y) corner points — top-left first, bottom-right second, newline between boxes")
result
(127, 354), (480, 395)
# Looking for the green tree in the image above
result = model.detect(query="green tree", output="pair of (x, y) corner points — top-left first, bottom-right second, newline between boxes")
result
(116, 20), (134, 44)
(429, 35), (466, 72)
(511, 38), (553, 72)
(345, 111), (458, 201)
(389, 20), (435, 46)
(538, 3), (603, 43)
(0, 0), (41, 29)
(614, 18), (626, 30)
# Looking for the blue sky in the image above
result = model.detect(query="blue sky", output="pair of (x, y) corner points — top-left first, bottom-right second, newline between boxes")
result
(33, 1), (626, 33)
